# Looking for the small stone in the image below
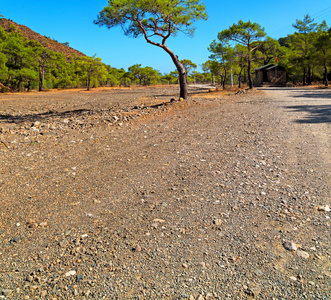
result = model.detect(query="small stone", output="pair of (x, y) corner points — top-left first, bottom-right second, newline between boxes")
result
(27, 220), (38, 229)
(65, 270), (76, 277)
(33, 121), (41, 127)
(254, 269), (263, 276)
(1, 289), (12, 296)
(245, 285), (261, 297)
(197, 295), (205, 300)
(318, 205), (330, 212)
(213, 219), (222, 226)
(297, 250), (309, 259)
(182, 263), (189, 269)
(9, 237), (20, 244)
(76, 275), (84, 282)
(179, 97), (184, 101)
(59, 240), (69, 248)
(151, 222), (159, 229)
(283, 241), (297, 251)
(153, 218), (165, 223)
(41, 290), (47, 297)
(39, 222), (48, 227)
(134, 245), (142, 252)
(289, 276), (297, 281)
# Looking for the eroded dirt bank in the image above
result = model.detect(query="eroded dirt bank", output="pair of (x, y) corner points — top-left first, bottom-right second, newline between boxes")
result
(0, 86), (330, 299)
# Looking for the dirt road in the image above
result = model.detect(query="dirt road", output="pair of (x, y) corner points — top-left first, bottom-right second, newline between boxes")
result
(0, 87), (330, 299)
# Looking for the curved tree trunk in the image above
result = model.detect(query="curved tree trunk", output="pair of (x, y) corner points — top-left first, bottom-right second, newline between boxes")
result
(164, 47), (187, 99)
(140, 27), (188, 99)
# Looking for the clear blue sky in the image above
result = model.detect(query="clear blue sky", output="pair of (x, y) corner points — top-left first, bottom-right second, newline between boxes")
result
(2, 0), (331, 74)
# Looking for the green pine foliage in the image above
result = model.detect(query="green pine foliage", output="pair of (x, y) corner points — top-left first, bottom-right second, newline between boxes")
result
(0, 12), (330, 92)
(0, 22), (162, 92)
(207, 15), (330, 88)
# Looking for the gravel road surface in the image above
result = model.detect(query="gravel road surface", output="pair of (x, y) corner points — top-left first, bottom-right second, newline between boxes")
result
(0, 86), (330, 299)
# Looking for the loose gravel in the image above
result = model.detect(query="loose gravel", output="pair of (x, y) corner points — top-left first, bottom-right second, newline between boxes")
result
(0, 86), (330, 299)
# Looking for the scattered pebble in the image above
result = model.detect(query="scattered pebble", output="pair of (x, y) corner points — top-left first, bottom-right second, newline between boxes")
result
(297, 250), (309, 259)
(283, 241), (297, 251)
(65, 270), (76, 277)
(318, 205), (330, 212)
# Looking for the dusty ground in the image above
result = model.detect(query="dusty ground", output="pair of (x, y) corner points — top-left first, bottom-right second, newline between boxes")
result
(0, 85), (330, 299)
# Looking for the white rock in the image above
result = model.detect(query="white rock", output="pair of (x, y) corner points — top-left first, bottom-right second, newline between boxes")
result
(318, 205), (330, 212)
(65, 270), (76, 277)
(297, 250), (309, 259)
(213, 219), (222, 226)
(153, 218), (165, 223)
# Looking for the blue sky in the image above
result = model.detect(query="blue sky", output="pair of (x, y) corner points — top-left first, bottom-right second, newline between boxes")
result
(2, 0), (331, 74)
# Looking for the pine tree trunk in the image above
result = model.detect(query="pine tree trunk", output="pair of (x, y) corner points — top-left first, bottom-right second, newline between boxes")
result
(223, 69), (227, 90)
(303, 67), (306, 86)
(162, 46), (187, 99)
(324, 64), (329, 87)
(307, 66), (312, 85)
(248, 59), (253, 89)
(87, 68), (91, 91)
(39, 66), (45, 92)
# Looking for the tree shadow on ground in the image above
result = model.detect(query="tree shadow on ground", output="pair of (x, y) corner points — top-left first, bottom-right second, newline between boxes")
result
(0, 109), (91, 124)
(293, 92), (331, 99)
(285, 105), (331, 124)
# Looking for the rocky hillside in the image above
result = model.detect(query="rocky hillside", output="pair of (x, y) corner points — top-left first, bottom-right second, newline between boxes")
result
(0, 18), (85, 58)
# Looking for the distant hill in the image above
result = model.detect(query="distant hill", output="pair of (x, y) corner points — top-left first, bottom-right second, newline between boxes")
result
(0, 18), (86, 58)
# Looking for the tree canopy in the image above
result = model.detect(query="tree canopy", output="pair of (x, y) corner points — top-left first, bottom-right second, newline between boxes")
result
(94, 0), (208, 99)
(217, 20), (266, 89)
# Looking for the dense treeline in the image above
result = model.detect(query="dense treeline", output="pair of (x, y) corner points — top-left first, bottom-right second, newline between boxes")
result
(0, 14), (330, 93)
(0, 22), (169, 92)
(206, 15), (331, 88)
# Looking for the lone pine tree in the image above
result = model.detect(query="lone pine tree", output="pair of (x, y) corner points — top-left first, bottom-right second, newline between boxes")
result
(94, 0), (207, 99)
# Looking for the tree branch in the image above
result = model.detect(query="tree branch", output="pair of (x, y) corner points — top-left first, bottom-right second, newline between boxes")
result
(137, 20), (163, 48)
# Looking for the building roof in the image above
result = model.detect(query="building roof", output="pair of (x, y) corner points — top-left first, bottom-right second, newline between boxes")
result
(254, 64), (275, 71)
(266, 65), (286, 71)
